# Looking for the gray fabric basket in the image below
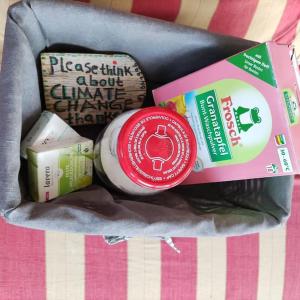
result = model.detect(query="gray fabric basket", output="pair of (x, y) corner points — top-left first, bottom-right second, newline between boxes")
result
(0, 0), (293, 237)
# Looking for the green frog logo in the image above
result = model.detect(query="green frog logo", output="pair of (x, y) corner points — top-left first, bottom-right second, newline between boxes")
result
(221, 96), (263, 147)
(234, 106), (262, 133)
(222, 94), (265, 148)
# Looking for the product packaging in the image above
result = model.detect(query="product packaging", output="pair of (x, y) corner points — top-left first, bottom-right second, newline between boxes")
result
(153, 42), (300, 184)
(21, 111), (79, 159)
(27, 137), (93, 202)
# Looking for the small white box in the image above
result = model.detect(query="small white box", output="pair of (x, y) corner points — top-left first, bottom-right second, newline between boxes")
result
(21, 111), (79, 159)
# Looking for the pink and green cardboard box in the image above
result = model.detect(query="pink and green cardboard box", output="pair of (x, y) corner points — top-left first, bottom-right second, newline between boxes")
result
(153, 42), (300, 184)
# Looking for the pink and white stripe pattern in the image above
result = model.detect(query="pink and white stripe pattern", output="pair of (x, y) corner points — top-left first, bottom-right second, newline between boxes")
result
(0, 178), (299, 300)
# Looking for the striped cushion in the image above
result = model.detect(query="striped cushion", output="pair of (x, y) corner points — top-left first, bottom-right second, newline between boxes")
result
(1, 0), (299, 62)
(1, 1), (300, 299)
(0, 181), (299, 299)
(86, 0), (300, 59)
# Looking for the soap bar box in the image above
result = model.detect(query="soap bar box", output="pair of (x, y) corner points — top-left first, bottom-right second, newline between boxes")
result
(153, 42), (300, 184)
(27, 137), (93, 202)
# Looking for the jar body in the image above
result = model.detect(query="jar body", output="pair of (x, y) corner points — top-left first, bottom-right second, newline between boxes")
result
(94, 108), (197, 195)
(94, 110), (157, 195)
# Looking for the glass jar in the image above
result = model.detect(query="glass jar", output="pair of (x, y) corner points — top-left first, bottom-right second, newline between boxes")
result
(94, 107), (197, 195)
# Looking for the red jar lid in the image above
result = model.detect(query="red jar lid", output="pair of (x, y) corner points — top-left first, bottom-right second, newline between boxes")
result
(117, 107), (197, 190)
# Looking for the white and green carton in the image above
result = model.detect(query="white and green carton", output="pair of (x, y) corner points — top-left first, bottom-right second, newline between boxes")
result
(27, 137), (93, 202)
(21, 111), (80, 159)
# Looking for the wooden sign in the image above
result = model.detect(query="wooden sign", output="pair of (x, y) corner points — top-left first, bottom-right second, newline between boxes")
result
(41, 53), (146, 126)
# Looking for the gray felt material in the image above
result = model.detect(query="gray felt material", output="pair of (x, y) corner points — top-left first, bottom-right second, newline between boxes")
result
(0, 0), (293, 236)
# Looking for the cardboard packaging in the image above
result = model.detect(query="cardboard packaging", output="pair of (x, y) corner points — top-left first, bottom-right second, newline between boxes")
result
(153, 42), (300, 184)
(27, 137), (93, 202)
(21, 111), (80, 159)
